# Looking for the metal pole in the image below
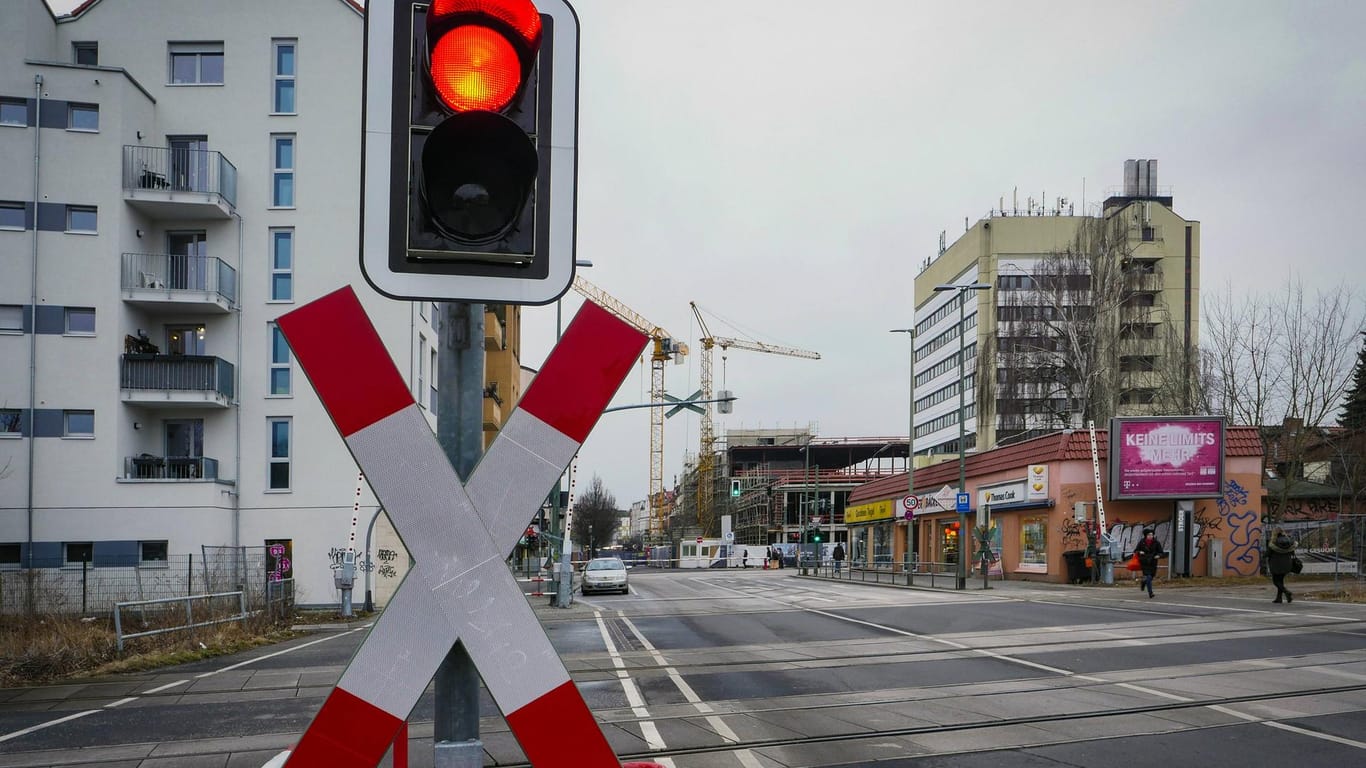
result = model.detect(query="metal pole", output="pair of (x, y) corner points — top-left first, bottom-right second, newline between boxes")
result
(957, 291), (968, 590)
(555, 459), (578, 608)
(890, 328), (916, 573)
(362, 506), (382, 613)
(432, 302), (485, 768)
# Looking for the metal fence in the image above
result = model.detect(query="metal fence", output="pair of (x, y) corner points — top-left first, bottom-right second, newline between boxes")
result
(113, 591), (247, 651)
(805, 559), (997, 589)
(0, 546), (283, 616)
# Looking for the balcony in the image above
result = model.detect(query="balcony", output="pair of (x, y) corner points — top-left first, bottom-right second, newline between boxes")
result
(122, 145), (237, 219)
(124, 454), (220, 481)
(484, 311), (505, 351)
(122, 253), (237, 313)
(482, 396), (502, 432)
(120, 354), (235, 408)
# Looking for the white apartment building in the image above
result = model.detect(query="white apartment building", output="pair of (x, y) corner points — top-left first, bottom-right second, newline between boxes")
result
(0, 0), (435, 607)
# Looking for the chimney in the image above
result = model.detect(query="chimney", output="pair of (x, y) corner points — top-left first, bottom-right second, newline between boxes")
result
(1124, 159), (1138, 196)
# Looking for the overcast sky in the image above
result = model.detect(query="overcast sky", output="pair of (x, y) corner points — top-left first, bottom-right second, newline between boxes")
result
(48, 0), (1366, 508)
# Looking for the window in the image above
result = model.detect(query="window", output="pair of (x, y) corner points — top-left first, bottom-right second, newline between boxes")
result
(268, 417), (291, 490)
(0, 202), (25, 229)
(272, 135), (294, 206)
(429, 345), (438, 415)
(0, 409), (20, 435)
(140, 540), (169, 565)
(68, 103), (98, 131)
(169, 43), (224, 85)
(270, 229), (293, 300)
(63, 542), (93, 565)
(273, 39), (296, 113)
(1019, 515), (1048, 572)
(418, 334), (428, 407)
(66, 205), (97, 233)
(0, 305), (20, 332)
(0, 543), (19, 568)
(269, 324), (291, 395)
(73, 41), (98, 65)
(0, 99), (26, 126)
(64, 410), (94, 437)
(65, 307), (95, 335)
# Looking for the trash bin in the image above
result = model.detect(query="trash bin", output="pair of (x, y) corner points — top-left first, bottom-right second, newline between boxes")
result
(1063, 550), (1088, 584)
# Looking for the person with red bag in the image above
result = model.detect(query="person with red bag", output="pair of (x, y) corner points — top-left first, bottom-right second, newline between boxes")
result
(1132, 529), (1165, 598)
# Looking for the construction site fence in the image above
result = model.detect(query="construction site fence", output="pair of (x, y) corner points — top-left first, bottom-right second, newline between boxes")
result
(0, 546), (289, 617)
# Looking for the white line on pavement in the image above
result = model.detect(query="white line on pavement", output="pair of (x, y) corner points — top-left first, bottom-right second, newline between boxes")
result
(594, 611), (666, 751)
(142, 679), (189, 694)
(620, 613), (765, 768)
(0, 710), (98, 744)
(103, 697), (138, 708)
(196, 624), (372, 677)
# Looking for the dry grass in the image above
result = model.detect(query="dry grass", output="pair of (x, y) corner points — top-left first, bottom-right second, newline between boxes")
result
(0, 611), (297, 687)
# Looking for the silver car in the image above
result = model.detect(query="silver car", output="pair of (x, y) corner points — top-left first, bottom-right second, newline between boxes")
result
(581, 557), (629, 594)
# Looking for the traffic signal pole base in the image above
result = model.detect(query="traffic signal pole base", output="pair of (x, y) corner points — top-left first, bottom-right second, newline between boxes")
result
(433, 740), (481, 768)
(554, 558), (574, 608)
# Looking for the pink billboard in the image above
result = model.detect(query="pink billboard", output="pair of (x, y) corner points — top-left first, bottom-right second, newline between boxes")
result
(1108, 417), (1226, 499)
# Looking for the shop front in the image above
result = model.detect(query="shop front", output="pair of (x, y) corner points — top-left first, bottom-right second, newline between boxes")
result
(843, 498), (903, 567)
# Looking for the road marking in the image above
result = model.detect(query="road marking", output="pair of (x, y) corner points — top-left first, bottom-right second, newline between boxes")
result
(0, 710), (98, 744)
(0, 625), (372, 747)
(594, 611), (666, 751)
(1262, 720), (1366, 749)
(619, 613), (765, 768)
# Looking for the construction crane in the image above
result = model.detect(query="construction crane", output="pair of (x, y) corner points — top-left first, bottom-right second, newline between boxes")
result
(689, 302), (820, 532)
(572, 276), (687, 540)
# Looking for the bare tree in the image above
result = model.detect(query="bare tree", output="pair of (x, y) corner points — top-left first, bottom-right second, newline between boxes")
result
(986, 216), (1194, 444)
(1203, 280), (1366, 523)
(571, 474), (622, 558)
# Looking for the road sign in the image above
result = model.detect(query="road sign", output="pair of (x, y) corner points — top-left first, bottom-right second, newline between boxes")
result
(956, 492), (971, 513)
(724, 531), (734, 542)
(901, 495), (919, 511)
(696, 536), (704, 544)
(933, 485), (958, 508)
(275, 288), (645, 767)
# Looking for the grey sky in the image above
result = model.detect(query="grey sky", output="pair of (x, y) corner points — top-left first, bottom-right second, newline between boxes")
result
(48, 0), (1366, 507)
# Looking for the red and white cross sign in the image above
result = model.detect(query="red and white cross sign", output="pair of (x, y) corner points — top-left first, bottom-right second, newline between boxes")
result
(274, 287), (646, 768)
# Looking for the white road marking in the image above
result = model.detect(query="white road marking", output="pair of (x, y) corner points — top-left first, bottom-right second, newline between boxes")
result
(0, 710), (98, 744)
(594, 611), (666, 751)
(0, 623), (373, 746)
(620, 613), (765, 768)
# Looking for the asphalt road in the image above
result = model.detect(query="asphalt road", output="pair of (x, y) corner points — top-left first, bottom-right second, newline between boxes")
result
(2, 570), (1366, 767)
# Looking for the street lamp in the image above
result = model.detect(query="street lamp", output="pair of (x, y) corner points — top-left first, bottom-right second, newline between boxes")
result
(933, 282), (991, 589)
(889, 328), (916, 574)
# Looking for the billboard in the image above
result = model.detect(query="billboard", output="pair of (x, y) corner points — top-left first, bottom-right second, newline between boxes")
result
(1108, 417), (1225, 499)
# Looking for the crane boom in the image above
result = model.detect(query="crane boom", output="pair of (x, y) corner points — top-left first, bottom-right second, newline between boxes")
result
(688, 302), (819, 536)
(571, 277), (685, 541)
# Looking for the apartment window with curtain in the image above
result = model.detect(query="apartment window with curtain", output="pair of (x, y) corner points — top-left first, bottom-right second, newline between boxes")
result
(271, 135), (294, 207)
(268, 417), (291, 491)
(68, 103), (99, 132)
(270, 228), (293, 301)
(269, 323), (291, 396)
(0, 100), (27, 127)
(272, 39), (296, 113)
(64, 307), (95, 335)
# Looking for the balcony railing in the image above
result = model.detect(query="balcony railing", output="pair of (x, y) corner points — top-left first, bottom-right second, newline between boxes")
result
(122, 145), (237, 209)
(121, 354), (235, 399)
(124, 454), (220, 480)
(122, 252), (237, 306)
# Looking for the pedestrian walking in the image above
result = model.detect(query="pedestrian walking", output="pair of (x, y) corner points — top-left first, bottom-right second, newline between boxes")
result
(1133, 528), (1165, 598)
(1266, 527), (1299, 604)
(832, 542), (845, 574)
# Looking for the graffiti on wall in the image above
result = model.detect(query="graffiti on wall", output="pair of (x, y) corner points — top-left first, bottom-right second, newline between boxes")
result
(1105, 519), (1201, 563)
(1217, 479), (1261, 576)
(327, 546), (401, 579)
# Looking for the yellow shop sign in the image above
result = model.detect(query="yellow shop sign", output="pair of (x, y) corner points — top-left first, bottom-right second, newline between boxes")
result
(845, 499), (894, 524)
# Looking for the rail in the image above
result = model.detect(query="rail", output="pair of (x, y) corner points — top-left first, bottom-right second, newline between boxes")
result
(122, 145), (238, 207)
(113, 590), (246, 651)
(122, 252), (238, 304)
(805, 559), (984, 589)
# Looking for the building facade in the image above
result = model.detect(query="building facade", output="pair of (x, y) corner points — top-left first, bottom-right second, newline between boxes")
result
(0, 0), (521, 609)
(913, 160), (1201, 459)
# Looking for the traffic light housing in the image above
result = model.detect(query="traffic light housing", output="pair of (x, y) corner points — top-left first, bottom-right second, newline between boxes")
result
(730, 479), (741, 498)
(360, 0), (579, 304)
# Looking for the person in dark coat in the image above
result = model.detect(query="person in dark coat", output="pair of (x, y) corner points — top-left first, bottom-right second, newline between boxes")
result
(1266, 527), (1298, 603)
(832, 543), (845, 573)
(1132, 528), (1165, 598)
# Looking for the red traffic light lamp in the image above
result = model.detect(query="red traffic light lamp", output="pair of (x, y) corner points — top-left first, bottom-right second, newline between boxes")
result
(361, 0), (580, 304)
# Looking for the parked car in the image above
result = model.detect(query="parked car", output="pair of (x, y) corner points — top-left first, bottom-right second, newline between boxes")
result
(581, 557), (630, 594)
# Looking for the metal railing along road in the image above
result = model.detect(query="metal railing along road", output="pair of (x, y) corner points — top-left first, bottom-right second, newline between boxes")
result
(806, 559), (988, 589)
(113, 590), (247, 651)
(122, 145), (238, 207)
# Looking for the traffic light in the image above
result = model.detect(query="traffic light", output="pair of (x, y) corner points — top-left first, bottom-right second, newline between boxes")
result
(811, 531), (822, 544)
(360, 0), (579, 304)
(730, 479), (741, 498)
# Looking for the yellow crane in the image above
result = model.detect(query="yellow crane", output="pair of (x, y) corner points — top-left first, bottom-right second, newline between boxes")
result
(572, 276), (687, 539)
(688, 302), (820, 532)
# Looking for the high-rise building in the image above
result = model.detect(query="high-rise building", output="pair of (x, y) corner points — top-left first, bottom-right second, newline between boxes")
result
(0, 0), (521, 607)
(912, 160), (1201, 458)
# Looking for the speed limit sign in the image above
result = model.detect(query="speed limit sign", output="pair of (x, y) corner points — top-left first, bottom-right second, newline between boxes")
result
(902, 495), (919, 511)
